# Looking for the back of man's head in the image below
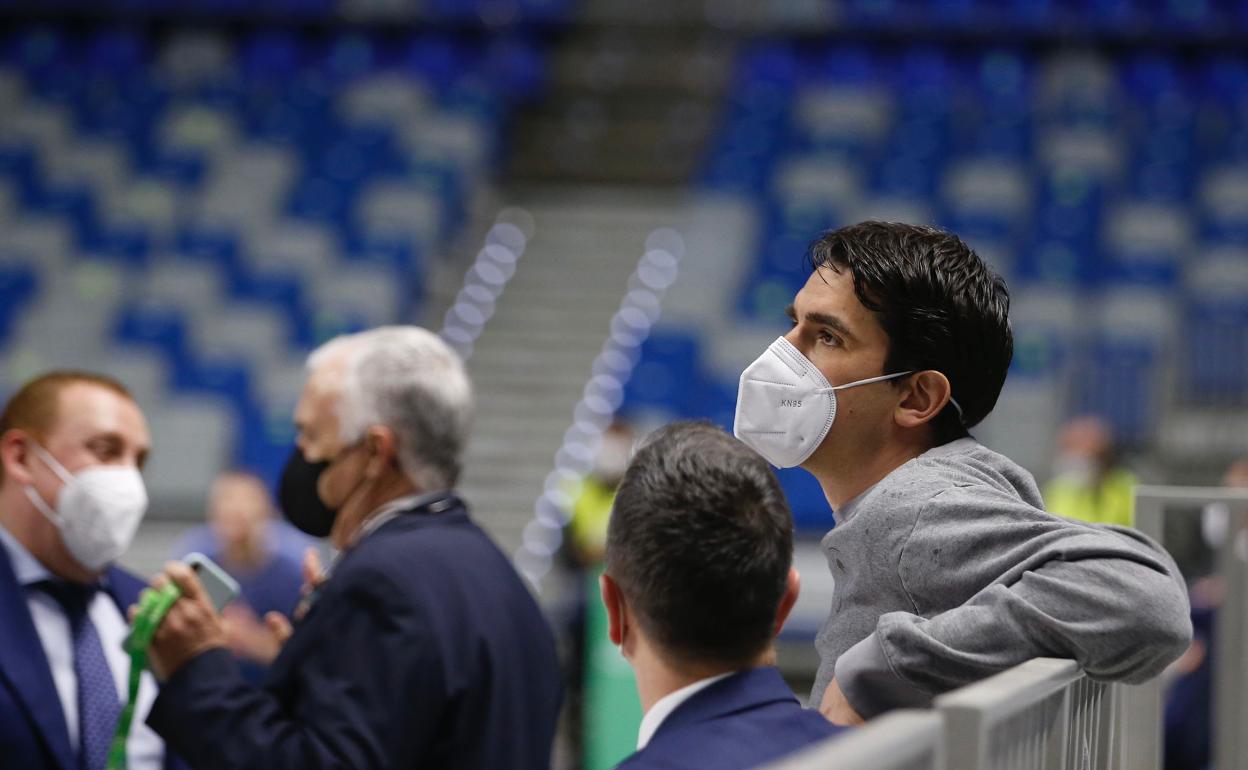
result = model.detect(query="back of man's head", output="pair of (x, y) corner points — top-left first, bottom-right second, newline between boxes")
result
(605, 421), (794, 669)
(809, 221), (1012, 444)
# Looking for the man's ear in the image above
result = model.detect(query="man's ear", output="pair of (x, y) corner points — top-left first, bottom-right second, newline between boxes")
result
(363, 426), (398, 479)
(1, 430), (37, 487)
(773, 567), (801, 637)
(600, 572), (627, 647)
(895, 370), (953, 430)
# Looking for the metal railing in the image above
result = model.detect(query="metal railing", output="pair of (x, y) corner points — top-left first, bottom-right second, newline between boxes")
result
(1117, 485), (1248, 770)
(764, 710), (944, 770)
(937, 658), (1114, 770)
(763, 659), (1112, 770)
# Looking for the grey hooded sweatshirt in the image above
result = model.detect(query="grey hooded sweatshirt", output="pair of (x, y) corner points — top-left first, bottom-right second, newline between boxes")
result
(812, 438), (1192, 718)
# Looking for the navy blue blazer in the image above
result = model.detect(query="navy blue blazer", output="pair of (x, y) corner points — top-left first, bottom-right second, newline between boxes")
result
(617, 667), (841, 770)
(147, 494), (563, 770)
(0, 537), (185, 770)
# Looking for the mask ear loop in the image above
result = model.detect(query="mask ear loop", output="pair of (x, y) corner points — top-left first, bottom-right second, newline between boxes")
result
(24, 441), (75, 526)
(827, 370), (915, 392)
(28, 441), (76, 486)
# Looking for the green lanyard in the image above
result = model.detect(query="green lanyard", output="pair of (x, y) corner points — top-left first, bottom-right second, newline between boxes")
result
(107, 582), (181, 770)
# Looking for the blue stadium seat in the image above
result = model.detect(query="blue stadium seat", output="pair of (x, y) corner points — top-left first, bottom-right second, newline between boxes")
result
(621, 331), (705, 416)
(1184, 299), (1248, 403)
(1071, 338), (1162, 446)
(774, 466), (834, 532)
(113, 304), (191, 369)
(0, 263), (40, 343)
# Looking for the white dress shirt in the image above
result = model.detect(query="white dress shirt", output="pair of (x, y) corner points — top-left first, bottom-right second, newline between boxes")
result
(636, 673), (734, 750)
(0, 524), (162, 770)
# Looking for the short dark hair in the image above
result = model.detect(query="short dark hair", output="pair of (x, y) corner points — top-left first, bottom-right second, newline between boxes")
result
(605, 421), (794, 668)
(808, 221), (1013, 444)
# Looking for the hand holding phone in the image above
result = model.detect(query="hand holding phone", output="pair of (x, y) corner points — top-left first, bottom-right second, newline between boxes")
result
(184, 552), (241, 612)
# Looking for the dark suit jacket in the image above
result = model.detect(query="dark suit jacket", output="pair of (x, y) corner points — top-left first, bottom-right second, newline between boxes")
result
(148, 494), (563, 770)
(616, 667), (841, 770)
(0, 537), (184, 770)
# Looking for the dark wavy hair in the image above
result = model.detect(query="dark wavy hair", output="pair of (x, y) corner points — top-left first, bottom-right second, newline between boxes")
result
(808, 221), (1013, 445)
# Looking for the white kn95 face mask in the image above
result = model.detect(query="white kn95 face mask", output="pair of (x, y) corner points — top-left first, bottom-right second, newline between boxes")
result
(733, 337), (915, 468)
(24, 442), (149, 572)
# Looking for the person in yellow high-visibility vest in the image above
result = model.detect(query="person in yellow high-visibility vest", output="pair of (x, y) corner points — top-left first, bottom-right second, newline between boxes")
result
(1043, 416), (1137, 528)
(560, 420), (640, 770)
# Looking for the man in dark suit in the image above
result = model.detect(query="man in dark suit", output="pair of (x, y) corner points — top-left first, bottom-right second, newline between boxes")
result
(142, 326), (563, 770)
(600, 421), (841, 770)
(0, 370), (183, 770)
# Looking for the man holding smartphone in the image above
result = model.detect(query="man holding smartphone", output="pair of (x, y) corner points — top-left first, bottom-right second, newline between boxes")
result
(141, 326), (563, 770)
(0, 371), (184, 770)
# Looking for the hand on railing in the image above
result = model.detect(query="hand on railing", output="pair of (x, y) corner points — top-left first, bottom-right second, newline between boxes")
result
(819, 678), (865, 727)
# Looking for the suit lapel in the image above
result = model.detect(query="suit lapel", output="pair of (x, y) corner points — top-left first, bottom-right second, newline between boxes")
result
(0, 542), (76, 770)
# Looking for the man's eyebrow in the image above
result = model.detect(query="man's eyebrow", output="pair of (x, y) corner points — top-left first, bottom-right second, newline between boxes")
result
(803, 311), (858, 342)
(784, 304), (798, 322)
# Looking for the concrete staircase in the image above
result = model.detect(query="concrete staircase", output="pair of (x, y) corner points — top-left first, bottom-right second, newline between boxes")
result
(507, 19), (733, 186)
(455, 187), (684, 555)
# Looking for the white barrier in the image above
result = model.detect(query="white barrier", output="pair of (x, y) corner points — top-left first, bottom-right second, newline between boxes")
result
(763, 710), (944, 770)
(763, 659), (1114, 770)
(936, 658), (1114, 770)
(1121, 485), (1248, 770)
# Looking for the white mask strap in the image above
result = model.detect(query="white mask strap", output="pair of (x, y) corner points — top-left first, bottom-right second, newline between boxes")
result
(826, 372), (966, 424)
(827, 370), (915, 392)
(29, 442), (75, 486)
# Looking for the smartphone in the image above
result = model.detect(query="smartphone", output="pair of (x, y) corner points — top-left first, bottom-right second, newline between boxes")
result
(184, 552), (241, 612)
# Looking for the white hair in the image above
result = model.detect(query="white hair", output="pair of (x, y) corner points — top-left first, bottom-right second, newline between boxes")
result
(307, 326), (474, 491)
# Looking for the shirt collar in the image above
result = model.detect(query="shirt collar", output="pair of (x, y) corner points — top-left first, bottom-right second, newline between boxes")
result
(832, 482), (875, 525)
(353, 490), (457, 545)
(636, 672), (734, 750)
(0, 522), (53, 586)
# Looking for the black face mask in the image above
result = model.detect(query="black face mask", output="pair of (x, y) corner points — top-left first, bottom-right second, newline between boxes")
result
(278, 448), (337, 537)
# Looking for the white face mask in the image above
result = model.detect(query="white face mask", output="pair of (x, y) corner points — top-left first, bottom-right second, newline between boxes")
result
(24, 442), (149, 573)
(733, 337), (917, 468)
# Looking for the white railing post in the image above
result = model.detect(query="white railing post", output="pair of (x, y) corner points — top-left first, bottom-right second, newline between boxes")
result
(1121, 485), (1248, 770)
(1113, 492), (1166, 770)
(935, 658), (1082, 770)
(1214, 509), (1248, 770)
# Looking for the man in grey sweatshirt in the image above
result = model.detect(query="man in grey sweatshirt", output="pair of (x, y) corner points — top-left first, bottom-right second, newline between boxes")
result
(733, 222), (1191, 724)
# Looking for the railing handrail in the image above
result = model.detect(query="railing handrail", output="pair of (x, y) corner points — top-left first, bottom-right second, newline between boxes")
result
(1134, 485), (1248, 505)
(763, 710), (943, 769)
(933, 657), (1080, 716)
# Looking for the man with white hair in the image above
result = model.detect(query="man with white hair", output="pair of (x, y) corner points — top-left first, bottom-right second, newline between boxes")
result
(139, 326), (563, 770)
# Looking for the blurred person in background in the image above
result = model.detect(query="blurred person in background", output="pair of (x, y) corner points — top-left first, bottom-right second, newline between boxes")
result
(139, 326), (563, 770)
(173, 476), (317, 570)
(602, 421), (839, 770)
(1043, 415), (1137, 527)
(734, 222), (1191, 725)
(567, 419), (636, 568)
(1201, 457), (1248, 561)
(0, 371), (184, 770)
(561, 418), (637, 763)
(174, 470), (305, 683)
(1164, 457), (1248, 770)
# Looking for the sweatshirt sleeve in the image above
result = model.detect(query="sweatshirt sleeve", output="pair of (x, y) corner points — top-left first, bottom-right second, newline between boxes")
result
(836, 517), (1192, 719)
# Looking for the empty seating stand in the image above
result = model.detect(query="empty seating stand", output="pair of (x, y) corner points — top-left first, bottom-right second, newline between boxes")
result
(0, 24), (549, 498)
